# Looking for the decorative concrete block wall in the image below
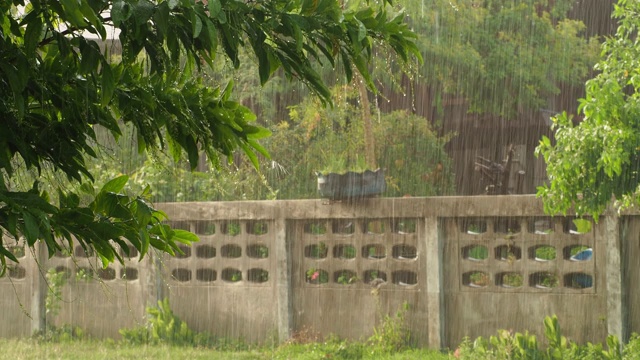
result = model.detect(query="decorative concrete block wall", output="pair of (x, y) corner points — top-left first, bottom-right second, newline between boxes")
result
(0, 196), (632, 348)
(162, 219), (279, 342)
(443, 216), (605, 346)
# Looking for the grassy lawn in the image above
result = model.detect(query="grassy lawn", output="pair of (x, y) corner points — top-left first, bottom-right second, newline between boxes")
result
(0, 338), (451, 360)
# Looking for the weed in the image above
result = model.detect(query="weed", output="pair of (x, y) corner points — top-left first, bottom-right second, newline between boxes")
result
(119, 298), (249, 350)
(306, 268), (329, 284)
(368, 302), (411, 353)
(455, 315), (636, 360)
(34, 268), (88, 342)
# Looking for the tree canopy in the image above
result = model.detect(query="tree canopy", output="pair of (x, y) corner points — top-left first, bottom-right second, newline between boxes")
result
(537, 0), (640, 218)
(398, 0), (598, 118)
(0, 0), (420, 273)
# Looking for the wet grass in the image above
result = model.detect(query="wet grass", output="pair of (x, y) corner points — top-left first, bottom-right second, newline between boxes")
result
(0, 338), (259, 360)
(0, 338), (451, 360)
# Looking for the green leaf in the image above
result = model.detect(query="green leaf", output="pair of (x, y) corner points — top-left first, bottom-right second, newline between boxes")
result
(79, 182), (95, 196)
(191, 11), (202, 38)
(79, 40), (102, 74)
(171, 229), (199, 245)
(301, 0), (318, 15)
(0, 246), (18, 264)
(138, 228), (150, 259)
(155, 2), (170, 36)
(111, 0), (129, 26)
(354, 18), (367, 42)
(101, 64), (116, 106)
(572, 219), (592, 234)
(257, 46), (271, 86)
(208, 0), (221, 18)
(22, 211), (39, 246)
(0, 62), (26, 118)
(101, 175), (129, 193)
(60, 0), (88, 26)
(221, 80), (234, 102)
(239, 142), (259, 169)
(23, 16), (43, 58)
(79, 0), (105, 39)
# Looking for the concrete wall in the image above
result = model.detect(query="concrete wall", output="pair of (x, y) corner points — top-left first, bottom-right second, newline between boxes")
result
(0, 196), (630, 348)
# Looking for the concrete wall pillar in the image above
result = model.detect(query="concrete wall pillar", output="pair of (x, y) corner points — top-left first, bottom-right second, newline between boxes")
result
(274, 214), (292, 342)
(605, 215), (627, 341)
(425, 216), (444, 349)
(30, 242), (47, 334)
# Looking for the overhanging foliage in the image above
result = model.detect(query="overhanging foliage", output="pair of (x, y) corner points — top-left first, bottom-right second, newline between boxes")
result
(0, 0), (420, 274)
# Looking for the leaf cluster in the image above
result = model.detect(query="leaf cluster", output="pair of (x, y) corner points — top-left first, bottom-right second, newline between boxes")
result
(537, 0), (640, 218)
(402, 0), (598, 117)
(0, 0), (421, 272)
(457, 315), (626, 360)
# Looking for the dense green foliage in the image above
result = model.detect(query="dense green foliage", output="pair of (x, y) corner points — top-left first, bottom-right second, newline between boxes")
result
(537, 0), (640, 218)
(55, 0), (604, 204)
(0, 0), (420, 273)
(400, 0), (598, 118)
(89, 85), (454, 201)
(263, 84), (454, 199)
(456, 315), (640, 360)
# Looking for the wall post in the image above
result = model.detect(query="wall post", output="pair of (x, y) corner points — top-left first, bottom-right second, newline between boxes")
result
(274, 214), (292, 342)
(31, 242), (47, 334)
(605, 214), (627, 341)
(425, 216), (444, 349)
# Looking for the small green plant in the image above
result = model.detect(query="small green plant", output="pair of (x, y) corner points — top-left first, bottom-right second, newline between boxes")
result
(36, 268), (88, 342)
(367, 245), (386, 258)
(502, 273), (523, 287)
(256, 271), (269, 282)
(336, 272), (357, 285)
(367, 270), (379, 282)
(535, 246), (556, 261)
(309, 242), (327, 258)
(230, 271), (241, 282)
(202, 223), (216, 235)
(306, 268), (328, 284)
(538, 273), (559, 288)
(368, 302), (411, 353)
(466, 221), (485, 234)
(467, 245), (488, 260)
(120, 298), (197, 346)
(256, 245), (269, 258)
(455, 315), (629, 360)
(45, 269), (66, 318)
(469, 272), (490, 287)
(249, 222), (268, 235)
(224, 222), (241, 236)
(308, 223), (326, 235)
(571, 218), (592, 234)
(339, 245), (356, 259)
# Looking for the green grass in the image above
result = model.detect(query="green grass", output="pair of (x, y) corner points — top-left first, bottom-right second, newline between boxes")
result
(0, 338), (450, 360)
(0, 338), (260, 360)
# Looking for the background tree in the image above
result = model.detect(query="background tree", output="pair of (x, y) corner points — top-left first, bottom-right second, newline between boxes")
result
(264, 84), (454, 199)
(0, 0), (420, 273)
(537, 0), (640, 218)
(395, 0), (598, 119)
